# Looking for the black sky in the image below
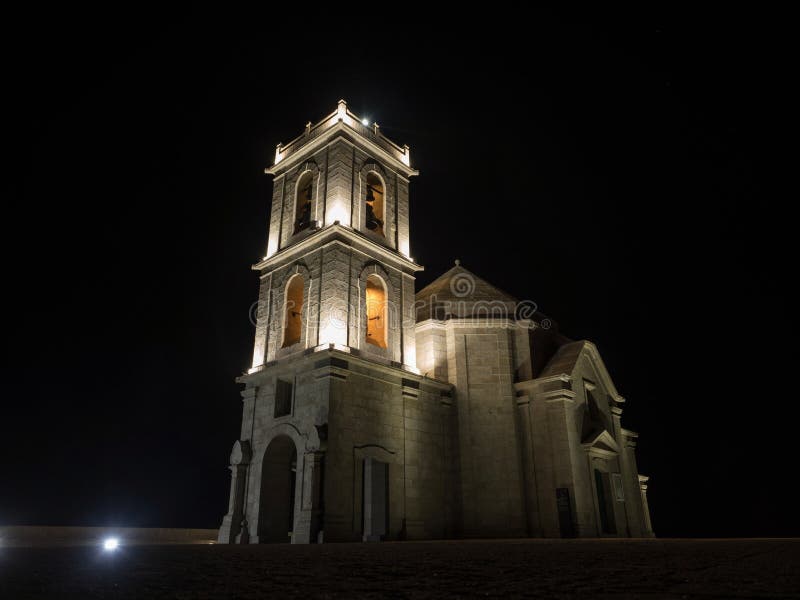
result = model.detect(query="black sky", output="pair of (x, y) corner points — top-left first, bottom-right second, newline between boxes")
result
(2, 9), (795, 537)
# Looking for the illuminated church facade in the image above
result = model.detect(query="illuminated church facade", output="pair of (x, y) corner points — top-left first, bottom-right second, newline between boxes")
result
(218, 101), (654, 543)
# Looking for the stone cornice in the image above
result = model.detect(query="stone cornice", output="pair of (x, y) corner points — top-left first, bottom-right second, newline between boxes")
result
(543, 389), (576, 403)
(239, 347), (452, 394)
(514, 373), (572, 393)
(266, 125), (418, 178)
(415, 320), (448, 334)
(584, 446), (619, 459)
(253, 223), (423, 274)
(415, 317), (523, 333)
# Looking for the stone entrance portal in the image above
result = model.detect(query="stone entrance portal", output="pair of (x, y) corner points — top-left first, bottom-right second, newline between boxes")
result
(258, 436), (297, 543)
(594, 469), (617, 535)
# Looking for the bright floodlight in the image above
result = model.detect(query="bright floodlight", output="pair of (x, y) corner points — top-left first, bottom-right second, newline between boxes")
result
(361, 118), (369, 126)
(103, 537), (119, 551)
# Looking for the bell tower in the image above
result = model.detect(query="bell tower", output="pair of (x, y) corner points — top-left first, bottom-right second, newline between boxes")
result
(219, 101), (457, 545)
(251, 99), (421, 369)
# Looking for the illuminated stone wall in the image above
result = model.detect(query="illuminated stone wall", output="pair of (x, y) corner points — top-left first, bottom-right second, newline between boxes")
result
(250, 243), (413, 369)
(412, 265), (654, 540)
(323, 359), (458, 541)
(264, 138), (409, 258)
(444, 323), (528, 538)
(233, 350), (456, 544)
(222, 102), (653, 545)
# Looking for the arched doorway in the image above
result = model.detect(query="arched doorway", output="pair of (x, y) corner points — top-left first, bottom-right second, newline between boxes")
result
(258, 436), (298, 543)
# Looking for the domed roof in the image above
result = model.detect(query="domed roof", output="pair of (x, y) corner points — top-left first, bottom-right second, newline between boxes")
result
(414, 261), (518, 322)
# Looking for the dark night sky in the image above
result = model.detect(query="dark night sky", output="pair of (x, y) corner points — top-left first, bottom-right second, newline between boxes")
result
(2, 9), (796, 537)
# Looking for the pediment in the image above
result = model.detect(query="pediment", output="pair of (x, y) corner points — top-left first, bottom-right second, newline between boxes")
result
(581, 429), (620, 455)
(539, 341), (625, 404)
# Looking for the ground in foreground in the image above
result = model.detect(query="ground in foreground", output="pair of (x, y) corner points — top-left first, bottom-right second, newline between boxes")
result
(2, 538), (798, 598)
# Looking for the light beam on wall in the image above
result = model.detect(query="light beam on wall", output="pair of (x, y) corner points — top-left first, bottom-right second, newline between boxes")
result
(318, 300), (348, 347)
(325, 198), (348, 227)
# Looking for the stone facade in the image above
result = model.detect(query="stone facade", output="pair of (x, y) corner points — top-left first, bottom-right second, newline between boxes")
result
(219, 101), (654, 544)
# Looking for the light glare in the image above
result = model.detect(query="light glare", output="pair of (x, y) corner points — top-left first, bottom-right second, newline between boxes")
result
(103, 537), (119, 551)
(361, 118), (369, 126)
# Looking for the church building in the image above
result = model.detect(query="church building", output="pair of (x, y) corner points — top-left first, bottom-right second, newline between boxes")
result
(218, 101), (654, 543)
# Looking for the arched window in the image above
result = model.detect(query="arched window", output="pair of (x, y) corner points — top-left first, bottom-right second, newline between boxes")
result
(294, 172), (313, 234)
(282, 274), (304, 348)
(365, 172), (384, 237)
(365, 274), (387, 348)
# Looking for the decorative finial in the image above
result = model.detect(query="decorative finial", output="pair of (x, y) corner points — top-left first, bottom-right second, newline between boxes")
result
(455, 259), (461, 266)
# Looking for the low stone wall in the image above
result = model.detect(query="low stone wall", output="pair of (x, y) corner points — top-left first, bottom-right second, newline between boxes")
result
(0, 526), (218, 547)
